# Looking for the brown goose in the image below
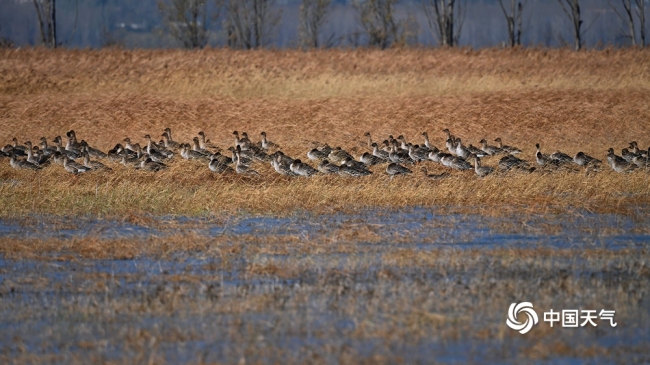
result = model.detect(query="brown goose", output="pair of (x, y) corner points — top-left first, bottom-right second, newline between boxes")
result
(420, 167), (450, 180)
(386, 162), (412, 176)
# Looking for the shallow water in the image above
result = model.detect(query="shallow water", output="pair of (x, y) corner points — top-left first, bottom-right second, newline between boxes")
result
(1, 208), (649, 364)
(2, 207), (650, 249)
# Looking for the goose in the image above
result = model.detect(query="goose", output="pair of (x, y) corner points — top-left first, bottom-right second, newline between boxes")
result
(408, 144), (429, 162)
(229, 146), (252, 165)
(163, 128), (177, 145)
(271, 155), (296, 176)
(343, 157), (371, 173)
(318, 144), (333, 156)
(628, 142), (648, 157)
(39, 137), (57, 155)
(535, 143), (553, 166)
(11, 137), (28, 155)
(107, 144), (125, 162)
(328, 147), (353, 164)
(360, 152), (384, 165)
(161, 132), (180, 150)
(63, 157), (91, 173)
(259, 131), (279, 151)
(420, 167), (450, 179)
(498, 155), (533, 171)
(120, 151), (140, 168)
(307, 148), (328, 161)
(144, 135), (173, 157)
(233, 131), (251, 149)
(270, 151), (295, 166)
(123, 137), (139, 154)
(454, 138), (474, 160)
(197, 131), (219, 151)
(140, 158), (167, 172)
(9, 152), (39, 170)
(621, 148), (638, 162)
(494, 138), (522, 155)
(79, 140), (107, 159)
(65, 135), (82, 156)
(318, 159), (340, 174)
(386, 162), (412, 176)
(51, 151), (66, 165)
(607, 148), (637, 173)
(53, 136), (81, 159)
(428, 149), (449, 164)
(466, 144), (487, 158)
(338, 164), (372, 177)
(631, 152), (650, 169)
(191, 137), (210, 155)
(389, 140), (412, 164)
(290, 159), (318, 177)
(24, 141), (49, 166)
(66, 130), (82, 149)
(209, 154), (234, 173)
(474, 157), (494, 177)
(83, 150), (110, 171)
(363, 132), (374, 149)
(442, 128), (453, 142)
(573, 152), (601, 167)
(421, 132), (434, 150)
(235, 151), (260, 176)
(478, 139), (502, 156)
(550, 150), (573, 164)
(181, 144), (210, 160)
(441, 154), (473, 170)
(445, 137), (457, 155)
(372, 143), (390, 161)
(271, 154), (295, 176)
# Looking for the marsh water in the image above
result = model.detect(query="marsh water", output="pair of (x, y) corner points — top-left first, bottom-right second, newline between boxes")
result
(1, 207), (649, 364)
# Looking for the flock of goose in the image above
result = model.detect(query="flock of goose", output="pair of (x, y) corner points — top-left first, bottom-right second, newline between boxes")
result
(3, 128), (649, 178)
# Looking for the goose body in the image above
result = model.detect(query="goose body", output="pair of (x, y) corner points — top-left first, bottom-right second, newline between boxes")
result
(420, 167), (450, 179)
(318, 160), (340, 174)
(494, 138), (521, 155)
(474, 157), (494, 177)
(386, 163), (412, 176)
(607, 148), (637, 173)
(290, 159), (318, 177)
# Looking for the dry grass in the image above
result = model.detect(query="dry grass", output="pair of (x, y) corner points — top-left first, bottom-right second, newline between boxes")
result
(1, 48), (650, 217)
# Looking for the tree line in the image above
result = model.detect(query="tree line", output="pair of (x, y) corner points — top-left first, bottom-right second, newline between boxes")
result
(24, 0), (650, 50)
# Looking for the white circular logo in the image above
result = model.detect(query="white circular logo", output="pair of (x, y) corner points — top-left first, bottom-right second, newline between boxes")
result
(506, 302), (539, 334)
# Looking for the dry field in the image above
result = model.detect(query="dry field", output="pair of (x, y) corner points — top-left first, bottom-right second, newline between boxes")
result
(0, 47), (650, 217)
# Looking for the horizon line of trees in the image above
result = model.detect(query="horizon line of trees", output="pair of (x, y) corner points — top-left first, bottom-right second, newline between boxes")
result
(12, 0), (650, 51)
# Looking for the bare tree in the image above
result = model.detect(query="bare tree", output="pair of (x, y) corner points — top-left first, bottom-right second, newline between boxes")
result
(421, 0), (466, 47)
(353, 0), (402, 49)
(225, 0), (281, 49)
(557, 0), (583, 50)
(499, 0), (525, 47)
(33, 0), (56, 47)
(298, 0), (332, 48)
(610, 0), (636, 45)
(158, 0), (213, 49)
(634, 0), (646, 46)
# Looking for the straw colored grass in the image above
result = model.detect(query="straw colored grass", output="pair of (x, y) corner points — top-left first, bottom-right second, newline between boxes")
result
(1, 48), (650, 217)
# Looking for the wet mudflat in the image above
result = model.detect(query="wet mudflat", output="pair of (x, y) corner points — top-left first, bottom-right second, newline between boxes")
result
(0, 207), (649, 364)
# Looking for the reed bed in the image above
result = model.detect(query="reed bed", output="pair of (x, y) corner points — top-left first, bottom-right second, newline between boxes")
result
(1, 48), (650, 217)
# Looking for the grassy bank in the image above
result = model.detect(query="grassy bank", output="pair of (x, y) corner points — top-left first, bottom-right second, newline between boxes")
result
(1, 48), (649, 217)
